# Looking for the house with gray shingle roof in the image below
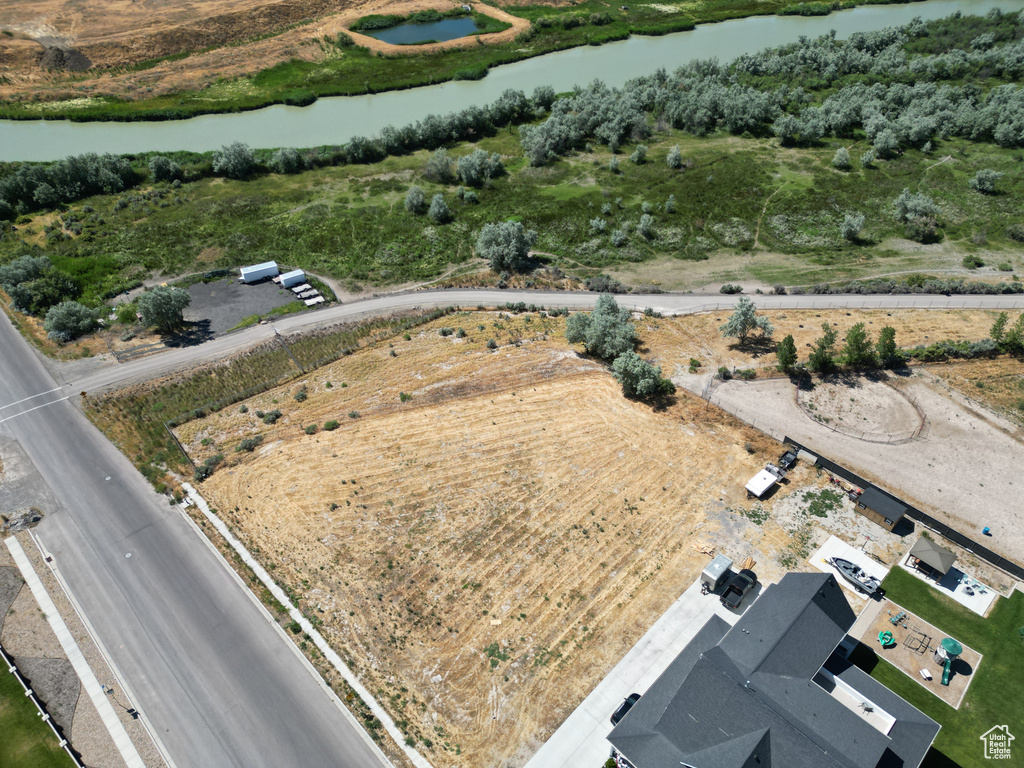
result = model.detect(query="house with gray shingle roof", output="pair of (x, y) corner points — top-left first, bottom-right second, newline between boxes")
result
(608, 572), (940, 768)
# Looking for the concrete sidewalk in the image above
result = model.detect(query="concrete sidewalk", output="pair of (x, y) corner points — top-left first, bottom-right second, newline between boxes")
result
(5, 535), (147, 768)
(525, 579), (750, 768)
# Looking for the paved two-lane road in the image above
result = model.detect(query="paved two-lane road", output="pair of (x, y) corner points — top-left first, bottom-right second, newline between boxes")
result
(0, 308), (390, 768)
(70, 289), (1024, 395)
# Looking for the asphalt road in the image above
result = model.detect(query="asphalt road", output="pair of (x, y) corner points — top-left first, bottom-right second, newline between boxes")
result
(0, 308), (390, 768)
(68, 289), (1024, 395)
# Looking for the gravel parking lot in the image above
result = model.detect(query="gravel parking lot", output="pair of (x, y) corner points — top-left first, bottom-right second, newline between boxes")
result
(183, 277), (297, 336)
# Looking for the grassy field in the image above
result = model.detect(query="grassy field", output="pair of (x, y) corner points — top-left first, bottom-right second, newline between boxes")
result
(929, 356), (1024, 427)
(0, 670), (74, 768)
(182, 309), (784, 764)
(5, 130), (1023, 309)
(84, 308), (455, 490)
(858, 567), (1024, 768)
(0, 0), (897, 121)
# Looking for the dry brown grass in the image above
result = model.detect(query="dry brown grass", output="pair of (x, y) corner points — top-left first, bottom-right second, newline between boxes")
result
(639, 308), (1007, 376)
(929, 357), (1024, 428)
(191, 311), (776, 765)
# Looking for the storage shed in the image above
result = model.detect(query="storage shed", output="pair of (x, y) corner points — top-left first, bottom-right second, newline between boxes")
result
(279, 269), (306, 288)
(856, 486), (907, 531)
(907, 537), (956, 577)
(239, 261), (279, 284)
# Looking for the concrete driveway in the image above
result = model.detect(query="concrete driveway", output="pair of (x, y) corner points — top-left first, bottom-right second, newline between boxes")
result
(524, 578), (762, 768)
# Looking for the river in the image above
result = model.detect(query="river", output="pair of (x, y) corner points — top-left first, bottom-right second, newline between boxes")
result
(1, 0), (1020, 161)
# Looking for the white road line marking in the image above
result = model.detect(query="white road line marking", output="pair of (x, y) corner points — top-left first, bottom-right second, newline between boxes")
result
(0, 395), (70, 424)
(0, 385), (62, 410)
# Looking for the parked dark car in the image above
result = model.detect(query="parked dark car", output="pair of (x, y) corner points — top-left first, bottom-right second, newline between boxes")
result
(610, 693), (642, 725)
(720, 569), (757, 609)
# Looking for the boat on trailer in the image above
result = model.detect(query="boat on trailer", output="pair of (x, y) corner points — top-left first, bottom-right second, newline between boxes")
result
(828, 557), (881, 594)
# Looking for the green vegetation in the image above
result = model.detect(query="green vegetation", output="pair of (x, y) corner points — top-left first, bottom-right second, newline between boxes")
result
(0, 0), (957, 121)
(3, 14), (1024, 312)
(0, 670), (74, 768)
(858, 567), (1024, 768)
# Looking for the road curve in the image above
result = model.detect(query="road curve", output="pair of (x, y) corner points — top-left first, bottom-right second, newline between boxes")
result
(0, 309), (391, 768)
(70, 289), (1024, 395)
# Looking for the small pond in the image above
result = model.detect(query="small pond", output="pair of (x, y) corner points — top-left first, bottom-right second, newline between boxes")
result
(365, 17), (481, 45)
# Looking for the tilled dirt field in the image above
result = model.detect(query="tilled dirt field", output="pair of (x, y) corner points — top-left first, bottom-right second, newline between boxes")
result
(192, 312), (783, 766)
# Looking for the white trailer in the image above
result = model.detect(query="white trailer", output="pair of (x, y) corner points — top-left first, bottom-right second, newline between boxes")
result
(239, 261), (279, 284)
(279, 269), (306, 288)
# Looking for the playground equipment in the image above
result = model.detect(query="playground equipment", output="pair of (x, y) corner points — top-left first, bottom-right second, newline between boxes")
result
(889, 610), (908, 627)
(878, 631), (895, 648)
(934, 638), (963, 686)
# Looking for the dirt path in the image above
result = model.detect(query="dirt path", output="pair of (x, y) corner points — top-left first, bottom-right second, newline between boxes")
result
(706, 374), (1024, 560)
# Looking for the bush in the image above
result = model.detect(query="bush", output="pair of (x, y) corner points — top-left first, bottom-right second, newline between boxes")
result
(487, 338), (498, 349)
(43, 301), (99, 343)
(666, 145), (682, 169)
(719, 284), (743, 294)
(717, 366), (732, 380)
(294, 388), (308, 402)
(629, 145), (648, 165)
(324, 420), (339, 430)
(860, 149), (875, 168)
(968, 169), (1002, 195)
(586, 275), (626, 293)
(734, 368), (757, 380)
(399, 392), (413, 401)
(1008, 224), (1024, 243)
(239, 404), (249, 414)
(305, 424), (318, 435)
(348, 411), (360, 419)
(831, 147), (851, 170)
(212, 142), (257, 180)
(477, 220), (537, 273)
(148, 156), (183, 182)
(565, 294), (636, 360)
(269, 148), (304, 175)
(963, 255), (985, 270)
(236, 435), (264, 452)
(840, 213), (864, 242)
(405, 186), (426, 214)
(997, 262), (1013, 272)
(428, 194), (452, 224)
(611, 350), (675, 398)
(263, 409), (283, 424)
(665, 194), (676, 214)
(138, 285), (191, 332)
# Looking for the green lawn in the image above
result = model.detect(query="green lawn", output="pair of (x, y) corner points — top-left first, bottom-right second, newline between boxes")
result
(856, 567), (1024, 768)
(0, 669), (75, 768)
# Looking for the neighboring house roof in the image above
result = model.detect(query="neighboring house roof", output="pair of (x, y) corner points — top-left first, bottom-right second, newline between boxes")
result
(908, 537), (957, 574)
(858, 487), (908, 520)
(608, 573), (940, 768)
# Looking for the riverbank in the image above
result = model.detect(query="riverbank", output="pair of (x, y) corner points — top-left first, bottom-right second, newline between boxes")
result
(0, 0), (924, 123)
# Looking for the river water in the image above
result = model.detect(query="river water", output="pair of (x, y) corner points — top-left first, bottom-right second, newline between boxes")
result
(1, 0), (1020, 161)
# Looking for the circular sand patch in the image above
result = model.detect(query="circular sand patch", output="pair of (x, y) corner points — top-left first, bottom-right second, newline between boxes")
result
(796, 377), (924, 442)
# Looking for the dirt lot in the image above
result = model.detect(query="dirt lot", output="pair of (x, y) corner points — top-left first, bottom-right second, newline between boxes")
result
(170, 307), (1023, 766)
(0, 0), (527, 103)
(188, 311), (790, 765)
(929, 356), (1024, 428)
